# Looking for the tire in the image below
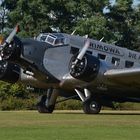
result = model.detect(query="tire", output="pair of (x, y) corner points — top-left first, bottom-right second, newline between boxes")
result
(83, 98), (101, 114)
(37, 95), (55, 113)
(37, 104), (54, 113)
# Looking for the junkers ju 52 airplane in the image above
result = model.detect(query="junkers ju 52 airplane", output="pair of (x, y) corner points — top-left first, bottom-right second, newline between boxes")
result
(0, 25), (140, 114)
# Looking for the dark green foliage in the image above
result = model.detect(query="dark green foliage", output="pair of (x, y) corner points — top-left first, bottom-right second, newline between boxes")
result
(113, 102), (140, 110)
(56, 99), (82, 110)
(0, 81), (37, 110)
(1, 0), (140, 49)
(75, 15), (113, 41)
(105, 0), (140, 49)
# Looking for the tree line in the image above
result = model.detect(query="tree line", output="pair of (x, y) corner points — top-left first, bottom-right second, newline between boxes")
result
(0, 0), (140, 110)
(0, 0), (140, 49)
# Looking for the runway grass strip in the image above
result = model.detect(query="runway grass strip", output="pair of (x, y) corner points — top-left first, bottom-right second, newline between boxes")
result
(0, 110), (139, 140)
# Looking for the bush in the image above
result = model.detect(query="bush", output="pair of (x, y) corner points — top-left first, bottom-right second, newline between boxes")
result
(114, 102), (140, 110)
(0, 82), (38, 110)
(0, 82), (140, 111)
(55, 99), (82, 110)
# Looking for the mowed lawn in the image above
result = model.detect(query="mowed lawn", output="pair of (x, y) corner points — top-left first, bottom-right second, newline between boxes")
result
(0, 110), (139, 140)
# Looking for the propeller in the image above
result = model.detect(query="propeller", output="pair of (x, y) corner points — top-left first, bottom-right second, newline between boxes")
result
(71, 39), (90, 69)
(0, 24), (19, 60)
(69, 38), (100, 81)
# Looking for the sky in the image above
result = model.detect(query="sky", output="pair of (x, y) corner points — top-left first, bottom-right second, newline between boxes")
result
(110, 0), (140, 6)
(133, 0), (140, 6)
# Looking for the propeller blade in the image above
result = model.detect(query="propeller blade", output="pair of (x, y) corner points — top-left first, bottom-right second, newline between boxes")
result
(6, 24), (19, 44)
(72, 39), (90, 68)
(0, 24), (19, 50)
(77, 39), (90, 61)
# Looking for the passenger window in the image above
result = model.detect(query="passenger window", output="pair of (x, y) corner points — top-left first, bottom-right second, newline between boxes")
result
(125, 61), (134, 68)
(112, 57), (120, 66)
(86, 51), (92, 54)
(98, 53), (106, 60)
(55, 38), (64, 45)
(70, 47), (79, 54)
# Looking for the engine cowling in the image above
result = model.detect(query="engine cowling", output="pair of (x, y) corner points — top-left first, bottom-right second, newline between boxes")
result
(69, 53), (100, 82)
(2, 36), (22, 61)
(0, 61), (20, 83)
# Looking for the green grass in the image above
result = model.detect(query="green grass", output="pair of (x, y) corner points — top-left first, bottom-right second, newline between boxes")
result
(0, 110), (139, 140)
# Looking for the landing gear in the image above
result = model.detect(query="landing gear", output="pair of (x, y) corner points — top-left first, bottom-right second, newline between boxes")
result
(37, 95), (55, 113)
(83, 99), (101, 114)
(37, 88), (58, 113)
(75, 88), (102, 114)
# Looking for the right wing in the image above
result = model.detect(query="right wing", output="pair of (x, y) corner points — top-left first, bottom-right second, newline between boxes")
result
(104, 67), (140, 86)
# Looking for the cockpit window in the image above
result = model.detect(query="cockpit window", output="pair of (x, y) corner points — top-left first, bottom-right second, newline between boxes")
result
(45, 33), (67, 46)
(46, 36), (55, 44)
(37, 33), (69, 46)
(40, 35), (47, 41)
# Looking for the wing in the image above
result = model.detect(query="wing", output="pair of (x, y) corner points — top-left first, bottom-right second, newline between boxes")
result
(104, 67), (140, 86)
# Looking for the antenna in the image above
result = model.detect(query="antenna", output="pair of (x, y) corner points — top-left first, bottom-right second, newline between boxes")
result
(100, 37), (104, 42)
(84, 35), (88, 38)
(71, 30), (76, 35)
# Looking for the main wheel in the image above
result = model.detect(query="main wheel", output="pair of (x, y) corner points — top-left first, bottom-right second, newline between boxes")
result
(37, 104), (54, 113)
(37, 95), (55, 113)
(83, 98), (101, 114)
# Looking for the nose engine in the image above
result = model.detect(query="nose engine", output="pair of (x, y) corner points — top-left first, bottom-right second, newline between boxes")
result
(69, 53), (100, 82)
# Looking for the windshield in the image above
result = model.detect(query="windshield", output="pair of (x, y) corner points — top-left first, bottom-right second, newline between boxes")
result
(40, 35), (47, 41)
(47, 36), (55, 44)
(37, 33), (68, 46)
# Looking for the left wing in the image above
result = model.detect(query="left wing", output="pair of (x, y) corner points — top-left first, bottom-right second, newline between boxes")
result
(104, 67), (140, 86)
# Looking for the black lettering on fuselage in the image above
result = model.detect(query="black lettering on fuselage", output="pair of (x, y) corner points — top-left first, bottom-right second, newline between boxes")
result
(128, 52), (137, 59)
(84, 39), (140, 62)
(89, 42), (121, 56)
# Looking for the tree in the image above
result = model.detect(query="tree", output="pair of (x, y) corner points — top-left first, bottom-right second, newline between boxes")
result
(47, 0), (108, 33)
(105, 0), (140, 49)
(2, 0), (109, 35)
(133, 4), (140, 50)
(75, 0), (111, 41)
(2, 0), (51, 37)
(0, 0), (8, 33)
(75, 15), (111, 40)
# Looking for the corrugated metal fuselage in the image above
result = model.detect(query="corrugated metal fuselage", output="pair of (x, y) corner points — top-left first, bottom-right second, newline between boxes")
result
(8, 34), (140, 101)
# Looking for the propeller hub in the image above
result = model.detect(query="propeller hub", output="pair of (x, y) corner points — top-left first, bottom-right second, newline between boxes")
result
(69, 53), (100, 82)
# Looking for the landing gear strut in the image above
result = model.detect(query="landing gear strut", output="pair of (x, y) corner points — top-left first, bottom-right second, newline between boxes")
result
(75, 88), (102, 114)
(37, 88), (58, 113)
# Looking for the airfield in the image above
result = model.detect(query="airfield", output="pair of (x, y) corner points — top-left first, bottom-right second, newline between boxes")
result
(0, 110), (139, 140)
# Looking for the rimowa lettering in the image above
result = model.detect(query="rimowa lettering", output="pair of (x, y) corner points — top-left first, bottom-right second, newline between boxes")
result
(89, 42), (123, 56)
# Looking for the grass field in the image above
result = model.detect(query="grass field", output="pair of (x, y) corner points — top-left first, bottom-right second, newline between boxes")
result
(0, 110), (139, 140)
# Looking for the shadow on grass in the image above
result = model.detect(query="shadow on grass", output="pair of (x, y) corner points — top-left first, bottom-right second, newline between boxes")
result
(100, 112), (140, 115)
(54, 110), (140, 115)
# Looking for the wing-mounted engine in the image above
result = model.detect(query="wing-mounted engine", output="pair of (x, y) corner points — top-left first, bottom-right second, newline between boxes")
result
(1, 36), (22, 61)
(69, 53), (100, 82)
(69, 39), (100, 82)
(0, 61), (20, 83)
(0, 60), (50, 88)
(0, 25), (22, 63)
